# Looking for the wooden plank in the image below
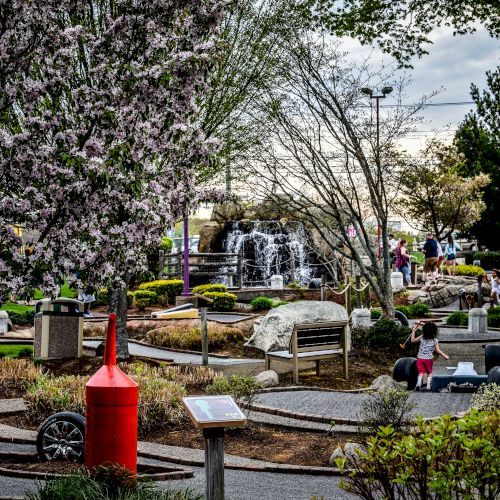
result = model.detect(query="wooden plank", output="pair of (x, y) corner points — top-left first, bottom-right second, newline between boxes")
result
(292, 330), (299, 384)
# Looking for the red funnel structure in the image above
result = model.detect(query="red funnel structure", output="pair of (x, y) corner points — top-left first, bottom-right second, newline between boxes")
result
(85, 313), (138, 473)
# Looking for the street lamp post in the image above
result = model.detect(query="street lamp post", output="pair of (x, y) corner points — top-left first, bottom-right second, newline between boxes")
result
(360, 86), (393, 259)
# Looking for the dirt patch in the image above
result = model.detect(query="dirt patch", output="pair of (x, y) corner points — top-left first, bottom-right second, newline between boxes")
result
(279, 351), (398, 390)
(148, 422), (345, 467)
(0, 458), (82, 474)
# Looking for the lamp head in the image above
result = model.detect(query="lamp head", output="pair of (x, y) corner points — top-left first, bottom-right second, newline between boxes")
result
(381, 86), (393, 95)
(360, 87), (373, 96)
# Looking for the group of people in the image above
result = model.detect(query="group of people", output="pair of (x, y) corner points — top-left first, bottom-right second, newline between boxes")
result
(421, 232), (462, 282)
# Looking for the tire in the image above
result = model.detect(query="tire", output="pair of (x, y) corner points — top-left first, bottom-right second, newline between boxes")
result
(485, 344), (500, 374)
(393, 357), (418, 389)
(487, 366), (500, 384)
(394, 310), (409, 327)
(36, 412), (85, 463)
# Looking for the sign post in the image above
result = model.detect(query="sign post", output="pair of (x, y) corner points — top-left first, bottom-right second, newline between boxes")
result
(182, 395), (247, 500)
(194, 293), (214, 367)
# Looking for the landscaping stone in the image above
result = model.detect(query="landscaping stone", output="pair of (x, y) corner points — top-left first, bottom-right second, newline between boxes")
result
(468, 308), (487, 334)
(254, 370), (279, 388)
(329, 442), (367, 467)
(245, 301), (348, 352)
(369, 375), (406, 391)
(0, 311), (9, 335)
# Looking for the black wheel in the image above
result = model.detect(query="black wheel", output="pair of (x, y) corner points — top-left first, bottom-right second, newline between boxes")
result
(393, 357), (418, 390)
(487, 366), (500, 384)
(394, 310), (409, 327)
(36, 412), (85, 463)
(485, 345), (500, 374)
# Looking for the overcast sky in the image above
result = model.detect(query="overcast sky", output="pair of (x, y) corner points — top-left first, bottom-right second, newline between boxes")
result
(341, 25), (500, 154)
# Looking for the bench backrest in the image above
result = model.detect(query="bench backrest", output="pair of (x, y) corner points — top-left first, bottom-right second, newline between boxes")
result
(290, 321), (347, 353)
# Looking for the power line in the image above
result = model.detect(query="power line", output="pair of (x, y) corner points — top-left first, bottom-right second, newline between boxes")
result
(376, 101), (474, 109)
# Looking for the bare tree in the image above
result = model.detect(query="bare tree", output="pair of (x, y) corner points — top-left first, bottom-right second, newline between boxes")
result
(243, 36), (434, 316)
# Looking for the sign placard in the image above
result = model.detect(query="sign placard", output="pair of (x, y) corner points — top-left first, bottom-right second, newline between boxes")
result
(182, 395), (247, 429)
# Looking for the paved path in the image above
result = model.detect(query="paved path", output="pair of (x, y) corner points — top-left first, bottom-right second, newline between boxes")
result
(83, 339), (262, 366)
(253, 390), (472, 421)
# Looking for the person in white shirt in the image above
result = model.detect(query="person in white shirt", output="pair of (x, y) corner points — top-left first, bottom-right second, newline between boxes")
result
(487, 269), (500, 306)
(435, 240), (444, 278)
(388, 234), (398, 269)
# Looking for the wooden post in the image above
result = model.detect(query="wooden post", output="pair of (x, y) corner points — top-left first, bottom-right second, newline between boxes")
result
(292, 329), (299, 384)
(355, 276), (362, 308)
(345, 273), (352, 316)
(203, 427), (225, 500)
(201, 307), (208, 366)
(158, 250), (164, 278)
(342, 327), (349, 379)
(320, 274), (327, 302)
(290, 250), (296, 283)
(477, 275), (483, 307)
(238, 252), (243, 289)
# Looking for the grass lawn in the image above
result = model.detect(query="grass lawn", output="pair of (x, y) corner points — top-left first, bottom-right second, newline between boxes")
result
(0, 302), (34, 313)
(0, 345), (33, 358)
(33, 282), (77, 300)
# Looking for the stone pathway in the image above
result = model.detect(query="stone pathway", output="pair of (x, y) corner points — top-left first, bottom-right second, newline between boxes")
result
(82, 339), (262, 367)
(252, 390), (472, 421)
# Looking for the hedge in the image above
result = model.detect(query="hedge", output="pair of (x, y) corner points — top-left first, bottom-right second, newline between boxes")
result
(191, 284), (227, 295)
(250, 296), (274, 311)
(203, 292), (238, 312)
(473, 251), (500, 270)
(455, 264), (485, 276)
(488, 306), (500, 328)
(352, 318), (411, 352)
(446, 311), (468, 326)
(94, 289), (134, 308)
(4, 309), (35, 326)
(138, 280), (183, 305)
(133, 290), (157, 311)
(395, 303), (430, 318)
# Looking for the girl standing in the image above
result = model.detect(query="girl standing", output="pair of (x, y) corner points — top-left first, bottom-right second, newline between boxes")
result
(411, 321), (449, 390)
(444, 235), (462, 276)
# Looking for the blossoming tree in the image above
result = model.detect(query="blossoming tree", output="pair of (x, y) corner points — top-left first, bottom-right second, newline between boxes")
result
(0, 0), (231, 356)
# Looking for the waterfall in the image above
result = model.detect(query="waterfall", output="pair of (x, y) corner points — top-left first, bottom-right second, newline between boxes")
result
(221, 221), (313, 287)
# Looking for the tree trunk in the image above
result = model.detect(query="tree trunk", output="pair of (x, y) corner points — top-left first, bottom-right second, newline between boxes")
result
(378, 271), (395, 318)
(109, 282), (129, 359)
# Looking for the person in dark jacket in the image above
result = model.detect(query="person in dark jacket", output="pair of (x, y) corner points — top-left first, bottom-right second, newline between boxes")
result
(422, 233), (438, 283)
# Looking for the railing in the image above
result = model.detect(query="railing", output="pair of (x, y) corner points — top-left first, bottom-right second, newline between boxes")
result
(160, 252), (243, 289)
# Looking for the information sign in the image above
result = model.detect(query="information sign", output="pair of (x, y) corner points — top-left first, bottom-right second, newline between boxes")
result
(182, 395), (247, 429)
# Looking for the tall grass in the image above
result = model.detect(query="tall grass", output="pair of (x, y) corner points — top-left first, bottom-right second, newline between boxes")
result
(0, 358), (43, 395)
(146, 322), (244, 351)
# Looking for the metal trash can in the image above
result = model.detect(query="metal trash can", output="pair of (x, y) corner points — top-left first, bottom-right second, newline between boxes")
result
(34, 298), (84, 359)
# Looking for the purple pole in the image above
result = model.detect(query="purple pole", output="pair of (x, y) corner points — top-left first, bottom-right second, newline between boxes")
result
(182, 211), (190, 296)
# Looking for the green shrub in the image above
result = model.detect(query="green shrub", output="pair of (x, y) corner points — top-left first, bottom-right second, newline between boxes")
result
(337, 411), (500, 499)
(160, 236), (173, 252)
(370, 308), (381, 319)
(17, 347), (33, 358)
(206, 375), (262, 409)
(470, 384), (500, 411)
(127, 291), (134, 308)
(24, 464), (202, 500)
(474, 251), (500, 270)
(354, 318), (411, 352)
(138, 280), (184, 305)
(360, 388), (416, 434)
(94, 288), (109, 307)
(133, 290), (157, 311)
(395, 305), (411, 318)
(446, 311), (468, 326)
(488, 306), (500, 328)
(271, 300), (288, 308)
(455, 264), (485, 276)
(250, 296), (274, 311)
(407, 303), (430, 317)
(4, 309), (35, 326)
(191, 284), (227, 295)
(203, 292), (237, 312)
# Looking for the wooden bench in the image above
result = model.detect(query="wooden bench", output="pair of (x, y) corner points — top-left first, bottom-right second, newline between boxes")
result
(265, 321), (349, 384)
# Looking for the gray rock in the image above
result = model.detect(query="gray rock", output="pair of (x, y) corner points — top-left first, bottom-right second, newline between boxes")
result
(369, 375), (406, 391)
(245, 301), (348, 352)
(254, 370), (279, 388)
(329, 442), (367, 467)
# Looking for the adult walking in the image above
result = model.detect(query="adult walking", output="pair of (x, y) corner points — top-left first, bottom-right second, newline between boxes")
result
(421, 232), (439, 283)
(444, 235), (462, 276)
(395, 240), (411, 286)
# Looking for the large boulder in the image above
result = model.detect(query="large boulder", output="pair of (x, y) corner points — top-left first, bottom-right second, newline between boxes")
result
(369, 375), (406, 391)
(245, 301), (348, 352)
(329, 442), (367, 467)
(198, 221), (223, 253)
